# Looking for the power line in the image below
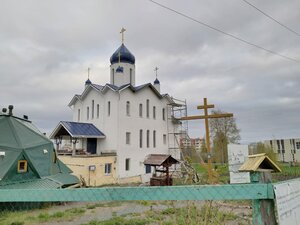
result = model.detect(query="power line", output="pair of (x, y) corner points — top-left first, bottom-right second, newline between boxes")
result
(147, 0), (300, 63)
(241, 0), (300, 37)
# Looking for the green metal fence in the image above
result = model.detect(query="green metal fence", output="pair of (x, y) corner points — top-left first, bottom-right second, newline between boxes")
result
(0, 183), (273, 202)
(0, 182), (277, 225)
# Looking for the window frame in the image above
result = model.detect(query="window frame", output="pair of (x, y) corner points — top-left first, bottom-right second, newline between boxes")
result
(104, 163), (112, 175)
(126, 132), (131, 145)
(145, 165), (151, 174)
(126, 101), (130, 116)
(92, 100), (94, 119)
(87, 107), (89, 120)
(153, 130), (156, 148)
(18, 160), (28, 173)
(139, 129), (143, 148)
(97, 104), (100, 118)
(146, 99), (150, 118)
(125, 158), (130, 171)
(108, 101), (111, 116)
(163, 134), (167, 145)
(139, 104), (143, 117)
(147, 130), (150, 148)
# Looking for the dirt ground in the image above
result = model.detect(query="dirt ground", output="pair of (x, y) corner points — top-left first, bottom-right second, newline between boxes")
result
(38, 200), (252, 225)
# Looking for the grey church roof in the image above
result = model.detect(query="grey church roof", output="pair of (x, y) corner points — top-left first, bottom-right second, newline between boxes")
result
(69, 82), (173, 107)
(110, 44), (135, 65)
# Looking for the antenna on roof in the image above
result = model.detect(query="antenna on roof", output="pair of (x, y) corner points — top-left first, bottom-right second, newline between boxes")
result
(8, 105), (13, 116)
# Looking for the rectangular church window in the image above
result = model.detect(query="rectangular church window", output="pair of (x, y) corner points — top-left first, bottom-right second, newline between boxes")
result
(108, 101), (111, 116)
(125, 158), (130, 171)
(18, 160), (28, 173)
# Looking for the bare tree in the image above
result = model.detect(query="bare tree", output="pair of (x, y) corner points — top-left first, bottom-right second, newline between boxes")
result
(209, 109), (241, 164)
(252, 142), (277, 162)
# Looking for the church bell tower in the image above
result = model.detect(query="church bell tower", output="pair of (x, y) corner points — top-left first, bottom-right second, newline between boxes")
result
(110, 28), (136, 87)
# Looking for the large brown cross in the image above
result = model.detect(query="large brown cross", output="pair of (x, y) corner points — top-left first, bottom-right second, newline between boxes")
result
(180, 98), (233, 183)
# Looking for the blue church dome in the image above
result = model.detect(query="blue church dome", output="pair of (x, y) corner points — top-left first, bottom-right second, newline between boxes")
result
(85, 79), (92, 85)
(154, 78), (160, 84)
(110, 44), (135, 65)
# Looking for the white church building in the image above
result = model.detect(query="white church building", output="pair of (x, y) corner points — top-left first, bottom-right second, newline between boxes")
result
(51, 36), (186, 185)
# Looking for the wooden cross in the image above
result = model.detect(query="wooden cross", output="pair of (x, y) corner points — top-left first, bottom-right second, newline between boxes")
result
(154, 67), (159, 78)
(180, 98), (233, 183)
(120, 27), (126, 43)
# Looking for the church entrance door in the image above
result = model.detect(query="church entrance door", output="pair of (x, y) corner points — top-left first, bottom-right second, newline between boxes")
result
(87, 138), (97, 154)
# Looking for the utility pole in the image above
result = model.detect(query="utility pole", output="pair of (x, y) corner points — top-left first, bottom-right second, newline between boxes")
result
(180, 98), (233, 183)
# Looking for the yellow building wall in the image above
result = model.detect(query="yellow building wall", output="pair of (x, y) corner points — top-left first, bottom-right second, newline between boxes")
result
(59, 155), (117, 186)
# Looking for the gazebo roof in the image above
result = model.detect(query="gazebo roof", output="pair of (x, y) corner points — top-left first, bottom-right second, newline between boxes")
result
(144, 154), (179, 167)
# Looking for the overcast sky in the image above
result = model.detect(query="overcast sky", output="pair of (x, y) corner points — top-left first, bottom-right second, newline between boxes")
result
(1, 0), (299, 143)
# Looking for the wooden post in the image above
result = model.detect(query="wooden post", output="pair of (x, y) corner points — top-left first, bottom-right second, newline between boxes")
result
(251, 172), (276, 225)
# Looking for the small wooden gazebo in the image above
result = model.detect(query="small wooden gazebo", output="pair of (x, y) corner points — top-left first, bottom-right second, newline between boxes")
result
(144, 154), (179, 186)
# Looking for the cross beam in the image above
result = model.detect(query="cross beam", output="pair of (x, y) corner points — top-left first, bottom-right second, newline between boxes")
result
(180, 98), (233, 184)
(181, 113), (233, 120)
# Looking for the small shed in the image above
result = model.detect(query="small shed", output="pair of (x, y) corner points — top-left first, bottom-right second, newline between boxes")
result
(144, 154), (179, 186)
(239, 153), (281, 173)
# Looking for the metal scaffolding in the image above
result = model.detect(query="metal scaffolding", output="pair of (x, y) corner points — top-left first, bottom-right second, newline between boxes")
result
(167, 97), (199, 183)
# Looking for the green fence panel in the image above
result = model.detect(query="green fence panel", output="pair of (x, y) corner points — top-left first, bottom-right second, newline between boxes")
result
(0, 183), (273, 202)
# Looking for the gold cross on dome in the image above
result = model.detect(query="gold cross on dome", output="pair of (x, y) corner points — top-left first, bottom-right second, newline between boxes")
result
(154, 67), (159, 78)
(120, 27), (126, 44)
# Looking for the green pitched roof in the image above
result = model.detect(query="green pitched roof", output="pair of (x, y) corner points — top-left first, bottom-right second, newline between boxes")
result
(0, 114), (79, 188)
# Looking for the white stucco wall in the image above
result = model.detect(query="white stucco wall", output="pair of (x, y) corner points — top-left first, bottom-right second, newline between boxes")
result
(71, 84), (181, 179)
(264, 139), (300, 163)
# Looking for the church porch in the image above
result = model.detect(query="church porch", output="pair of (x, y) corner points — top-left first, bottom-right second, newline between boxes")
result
(50, 121), (105, 156)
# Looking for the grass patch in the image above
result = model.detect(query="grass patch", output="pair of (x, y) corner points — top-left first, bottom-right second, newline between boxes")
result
(0, 206), (86, 225)
(82, 217), (149, 225)
(137, 201), (156, 206)
(83, 202), (241, 225)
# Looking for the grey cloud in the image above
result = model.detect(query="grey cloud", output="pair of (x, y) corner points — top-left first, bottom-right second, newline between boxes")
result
(1, 0), (300, 143)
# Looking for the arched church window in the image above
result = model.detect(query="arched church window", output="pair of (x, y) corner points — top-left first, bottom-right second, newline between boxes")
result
(139, 104), (143, 117)
(146, 99), (150, 118)
(153, 106), (156, 119)
(112, 69), (115, 85)
(126, 101), (130, 116)
(92, 100), (94, 119)
(130, 68), (133, 84)
(97, 104), (99, 118)
(140, 129), (143, 148)
(108, 102), (111, 116)
(147, 130), (150, 148)
(78, 109), (80, 122)
(87, 107), (89, 120)
(153, 130), (156, 148)
(162, 108), (166, 121)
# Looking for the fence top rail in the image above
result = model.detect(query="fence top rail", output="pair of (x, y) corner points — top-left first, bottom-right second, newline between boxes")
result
(0, 183), (274, 202)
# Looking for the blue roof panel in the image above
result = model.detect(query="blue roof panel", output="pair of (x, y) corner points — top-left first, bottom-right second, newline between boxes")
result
(61, 121), (105, 138)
